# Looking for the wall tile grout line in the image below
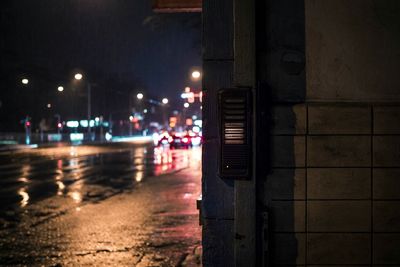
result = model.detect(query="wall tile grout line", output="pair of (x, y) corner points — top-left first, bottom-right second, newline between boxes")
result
(272, 199), (400, 201)
(273, 231), (400, 234)
(371, 105), (374, 266)
(271, 133), (400, 137)
(272, 166), (400, 169)
(305, 104), (309, 266)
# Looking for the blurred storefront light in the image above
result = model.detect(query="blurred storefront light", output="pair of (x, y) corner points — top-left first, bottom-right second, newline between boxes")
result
(67, 121), (79, 128)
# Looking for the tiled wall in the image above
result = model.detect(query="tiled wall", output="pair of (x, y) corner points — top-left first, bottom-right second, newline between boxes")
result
(265, 103), (400, 266)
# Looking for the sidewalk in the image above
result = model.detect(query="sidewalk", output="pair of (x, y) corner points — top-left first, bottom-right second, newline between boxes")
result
(0, 136), (153, 152)
(0, 143), (38, 152)
(0, 163), (202, 266)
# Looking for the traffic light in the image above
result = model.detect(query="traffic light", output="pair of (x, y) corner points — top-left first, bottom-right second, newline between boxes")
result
(23, 116), (31, 145)
(22, 116), (31, 128)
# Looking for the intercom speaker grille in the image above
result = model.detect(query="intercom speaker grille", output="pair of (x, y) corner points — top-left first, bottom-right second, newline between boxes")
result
(223, 98), (246, 145)
(218, 88), (252, 179)
(222, 145), (249, 169)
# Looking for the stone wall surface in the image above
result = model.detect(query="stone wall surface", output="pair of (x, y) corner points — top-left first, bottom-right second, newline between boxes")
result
(262, 1), (400, 265)
(201, 0), (235, 265)
(306, 0), (400, 101)
(202, 0), (400, 265)
(265, 104), (400, 265)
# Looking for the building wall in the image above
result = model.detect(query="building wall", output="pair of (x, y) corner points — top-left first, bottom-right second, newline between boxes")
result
(201, 0), (235, 265)
(266, 103), (400, 265)
(306, 0), (400, 101)
(264, 0), (400, 266)
(259, 1), (306, 265)
(202, 0), (400, 266)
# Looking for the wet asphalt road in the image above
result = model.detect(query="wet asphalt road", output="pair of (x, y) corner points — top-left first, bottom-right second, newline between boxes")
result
(0, 143), (202, 266)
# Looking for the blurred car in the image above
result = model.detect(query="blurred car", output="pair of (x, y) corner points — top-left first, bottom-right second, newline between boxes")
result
(179, 134), (193, 149)
(168, 133), (190, 149)
(169, 134), (183, 149)
(157, 132), (172, 146)
(156, 131), (202, 148)
(191, 135), (202, 146)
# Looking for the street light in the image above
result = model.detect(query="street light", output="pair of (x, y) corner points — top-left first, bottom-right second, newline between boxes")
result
(184, 102), (189, 108)
(74, 73), (83, 80)
(21, 78), (29, 85)
(191, 70), (201, 80)
(161, 98), (169, 128)
(137, 93), (144, 100)
(74, 73), (92, 136)
(57, 86), (64, 92)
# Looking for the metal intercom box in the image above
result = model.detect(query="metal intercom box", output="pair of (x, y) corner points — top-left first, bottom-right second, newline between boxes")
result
(218, 88), (252, 179)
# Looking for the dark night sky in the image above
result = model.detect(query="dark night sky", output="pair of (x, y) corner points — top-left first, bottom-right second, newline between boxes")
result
(0, 0), (201, 130)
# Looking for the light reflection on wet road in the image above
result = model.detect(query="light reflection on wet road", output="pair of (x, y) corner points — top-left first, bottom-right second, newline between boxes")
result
(0, 144), (194, 211)
(0, 143), (202, 266)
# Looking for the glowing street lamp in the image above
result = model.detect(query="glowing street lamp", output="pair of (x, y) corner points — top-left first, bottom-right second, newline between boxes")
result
(137, 93), (144, 100)
(57, 86), (64, 92)
(191, 70), (201, 80)
(184, 102), (189, 108)
(21, 78), (29, 85)
(74, 72), (92, 135)
(74, 73), (83, 80)
(160, 98), (169, 127)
